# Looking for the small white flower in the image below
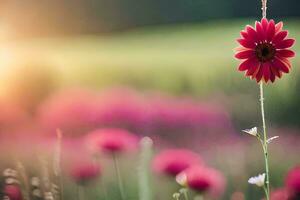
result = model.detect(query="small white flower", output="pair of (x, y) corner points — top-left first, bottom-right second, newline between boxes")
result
(242, 127), (258, 137)
(267, 136), (279, 144)
(248, 173), (265, 187)
(176, 172), (187, 186)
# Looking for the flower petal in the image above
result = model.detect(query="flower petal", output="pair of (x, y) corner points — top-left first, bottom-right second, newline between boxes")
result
(255, 21), (265, 41)
(272, 31), (288, 45)
(273, 58), (290, 73)
(238, 57), (258, 71)
(262, 62), (271, 82)
(275, 39), (295, 49)
(235, 50), (255, 59)
(266, 20), (275, 41)
(275, 22), (283, 33)
(270, 65), (281, 78)
(246, 64), (259, 76)
(240, 31), (248, 39)
(237, 39), (256, 48)
(246, 25), (258, 41)
(255, 64), (264, 82)
(277, 49), (295, 58)
(261, 18), (268, 32)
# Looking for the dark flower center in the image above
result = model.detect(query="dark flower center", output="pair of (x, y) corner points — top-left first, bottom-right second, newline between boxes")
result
(255, 43), (276, 62)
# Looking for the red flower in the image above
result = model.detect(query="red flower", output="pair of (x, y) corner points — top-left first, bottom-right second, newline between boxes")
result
(70, 162), (101, 185)
(177, 165), (225, 197)
(285, 166), (300, 197)
(4, 185), (23, 200)
(152, 149), (202, 176)
(86, 128), (139, 153)
(235, 18), (295, 83)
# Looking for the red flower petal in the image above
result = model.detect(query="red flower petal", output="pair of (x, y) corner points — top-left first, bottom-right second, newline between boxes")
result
(240, 31), (248, 39)
(261, 18), (269, 32)
(238, 57), (259, 71)
(266, 20), (275, 41)
(246, 63), (259, 76)
(270, 64), (281, 78)
(235, 50), (255, 59)
(277, 49), (295, 58)
(273, 58), (290, 73)
(272, 31), (288, 45)
(262, 62), (271, 82)
(275, 22), (283, 33)
(246, 25), (258, 41)
(270, 70), (276, 82)
(279, 57), (292, 68)
(255, 65), (264, 82)
(255, 21), (265, 41)
(275, 39), (295, 49)
(237, 39), (256, 48)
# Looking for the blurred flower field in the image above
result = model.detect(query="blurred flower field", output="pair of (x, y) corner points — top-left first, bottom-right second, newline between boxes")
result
(0, 19), (299, 200)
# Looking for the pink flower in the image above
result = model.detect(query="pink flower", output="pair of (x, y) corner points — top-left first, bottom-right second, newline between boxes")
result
(235, 18), (295, 83)
(86, 128), (139, 153)
(177, 165), (226, 197)
(4, 185), (23, 200)
(37, 89), (100, 136)
(152, 149), (202, 176)
(270, 188), (289, 200)
(285, 166), (300, 197)
(70, 162), (101, 185)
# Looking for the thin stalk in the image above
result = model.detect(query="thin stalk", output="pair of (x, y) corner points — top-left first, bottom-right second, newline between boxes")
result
(101, 179), (108, 200)
(180, 188), (190, 200)
(260, 82), (270, 200)
(77, 185), (85, 200)
(112, 154), (126, 200)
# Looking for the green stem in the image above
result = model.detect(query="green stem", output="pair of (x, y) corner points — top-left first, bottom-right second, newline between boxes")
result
(77, 185), (85, 200)
(112, 154), (126, 200)
(101, 179), (108, 200)
(180, 188), (190, 200)
(260, 82), (270, 200)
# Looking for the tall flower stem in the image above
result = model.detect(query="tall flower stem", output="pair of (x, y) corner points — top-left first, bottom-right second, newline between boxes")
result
(112, 154), (126, 200)
(179, 188), (190, 200)
(260, 82), (270, 200)
(77, 185), (85, 200)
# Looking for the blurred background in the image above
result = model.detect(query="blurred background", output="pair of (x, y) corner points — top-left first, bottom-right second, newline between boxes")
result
(0, 0), (299, 200)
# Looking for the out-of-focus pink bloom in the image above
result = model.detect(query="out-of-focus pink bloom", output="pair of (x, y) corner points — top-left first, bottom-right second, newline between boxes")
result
(152, 149), (202, 177)
(177, 165), (226, 198)
(0, 99), (27, 133)
(270, 188), (289, 200)
(148, 97), (231, 132)
(37, 89), (100, 136)
(4, 185), (23, 200)
(285, 166), (300, 197)
(86, 128), (139, 153)
(96, 89), (149, 132)
(70, 162), (101, 184)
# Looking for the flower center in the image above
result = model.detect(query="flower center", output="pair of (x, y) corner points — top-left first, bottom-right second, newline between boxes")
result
(255, 43), (276, 62)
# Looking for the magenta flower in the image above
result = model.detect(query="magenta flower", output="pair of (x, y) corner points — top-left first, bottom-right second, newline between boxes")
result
(177, 165), (225, 197)
(152, 149), (202, 177)
(4, 185), (23, 200)
(37, 89), (100, 136)
(235, 18), (295, 83)
(70, 162), (101, 185)
(285, 166), (300, 197)
(86, 128), (139, 154)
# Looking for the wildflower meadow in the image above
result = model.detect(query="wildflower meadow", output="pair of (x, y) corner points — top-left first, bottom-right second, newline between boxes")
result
(0, 0), (299, 200)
